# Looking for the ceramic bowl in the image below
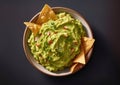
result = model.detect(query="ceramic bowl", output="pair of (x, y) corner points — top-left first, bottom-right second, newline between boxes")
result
(23, 7), (94, 76)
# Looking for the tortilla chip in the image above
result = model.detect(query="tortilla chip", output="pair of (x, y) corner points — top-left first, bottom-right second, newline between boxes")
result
(70, 37), (95, 73)
(24, 22), (41, 36)
(70, 63), (83, 73)
(36, 4), (57, 24)
(82, 37), (95, 54)
(70, 63), (78, 73)
(73, 45), (86, 64)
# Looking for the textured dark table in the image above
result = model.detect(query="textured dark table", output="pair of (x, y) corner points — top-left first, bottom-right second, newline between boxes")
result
(0, 0), (120, 85)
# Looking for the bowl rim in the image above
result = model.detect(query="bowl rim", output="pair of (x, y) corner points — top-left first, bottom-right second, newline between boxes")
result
(23, 6), (94, 76)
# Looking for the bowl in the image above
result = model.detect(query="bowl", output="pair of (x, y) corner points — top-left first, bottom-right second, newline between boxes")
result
(23, 7), (94, 76)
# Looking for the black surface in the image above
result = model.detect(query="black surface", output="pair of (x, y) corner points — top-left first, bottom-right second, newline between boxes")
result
(0, 0), (120, 85)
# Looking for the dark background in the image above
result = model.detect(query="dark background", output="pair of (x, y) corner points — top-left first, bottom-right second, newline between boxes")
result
(0, 0), (120, 85)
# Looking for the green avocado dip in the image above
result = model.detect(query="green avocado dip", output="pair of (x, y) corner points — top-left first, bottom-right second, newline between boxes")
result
(28, 12), (86, 72)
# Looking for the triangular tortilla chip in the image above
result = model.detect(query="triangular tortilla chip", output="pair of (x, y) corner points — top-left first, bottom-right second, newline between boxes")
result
(24, 22), (41, 36)
(70, 63), (83, 73)
(70, 63), (78, 73)
(36, 4), (57, 24)
(82, 37), (95, 54)
(70, 37), (95, 73)
(73, 45), (86, 64)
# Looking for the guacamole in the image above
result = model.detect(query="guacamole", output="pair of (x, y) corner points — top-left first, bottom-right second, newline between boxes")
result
(28, 12), (85, 72)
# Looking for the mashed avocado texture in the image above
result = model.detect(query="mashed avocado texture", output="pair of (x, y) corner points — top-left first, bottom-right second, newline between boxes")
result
(28, 12), (85, 72)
